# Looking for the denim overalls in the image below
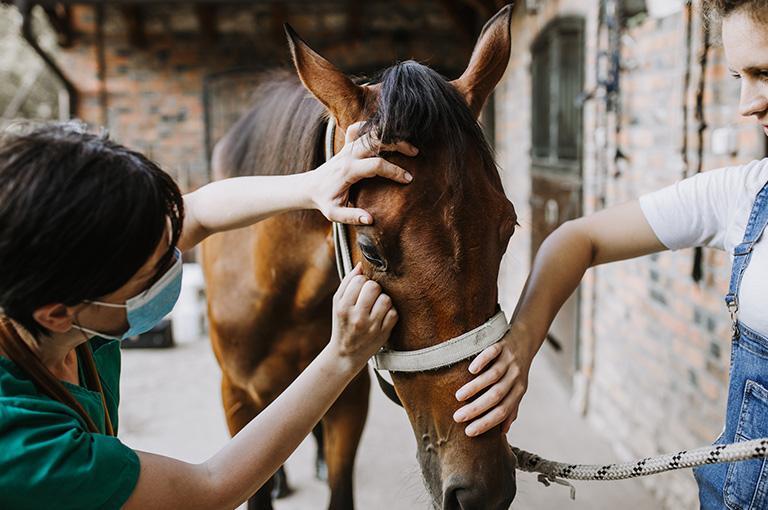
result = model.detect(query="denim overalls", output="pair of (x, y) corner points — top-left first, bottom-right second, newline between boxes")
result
(693, 181), (768, 510)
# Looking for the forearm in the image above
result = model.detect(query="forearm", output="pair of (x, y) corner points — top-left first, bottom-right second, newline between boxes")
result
(509, 221), (594, 356)
(509, 201), (665, 356)
(180, 174), (313, 248)
(456, 202), (665, 434)
(177, 131), (416, 251)
(128, 345), (360, 510)
(203, 345), (359, 507)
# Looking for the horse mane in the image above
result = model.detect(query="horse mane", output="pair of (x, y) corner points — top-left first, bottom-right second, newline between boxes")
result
(361, 60), (497, 193)
(216, 62), (497, 193)
(215, 68), (326, 179)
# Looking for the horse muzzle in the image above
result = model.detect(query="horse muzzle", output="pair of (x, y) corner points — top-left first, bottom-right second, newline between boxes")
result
(442, 477), (516, 510)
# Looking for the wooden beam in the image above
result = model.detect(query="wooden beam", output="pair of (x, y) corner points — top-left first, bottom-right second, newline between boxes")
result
(43, 3), (74, 47)
(438, 0), (479, 42)
(121, 5), (146, 47)
(345, 0), (361, 42)
(195, 3), (219, 43)
(460, 0), (494, 18)
(270, 1), (287, 46)
(95, 3), (108, 125)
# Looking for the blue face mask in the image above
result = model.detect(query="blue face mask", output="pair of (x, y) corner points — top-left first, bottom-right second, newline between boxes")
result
(74, 248), (183, 340)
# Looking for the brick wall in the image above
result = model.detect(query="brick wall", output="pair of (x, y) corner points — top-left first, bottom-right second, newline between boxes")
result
(52, 2), (472, 191)
(495, 1), (763, 508)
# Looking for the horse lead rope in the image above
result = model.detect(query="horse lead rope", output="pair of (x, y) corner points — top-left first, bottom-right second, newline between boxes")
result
(324, 117), (768, 501)
(512, 438), (768, 500)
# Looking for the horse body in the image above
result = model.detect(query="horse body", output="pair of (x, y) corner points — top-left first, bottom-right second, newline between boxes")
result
(203, 6), (518, 510)
(203, 71), (369, 509)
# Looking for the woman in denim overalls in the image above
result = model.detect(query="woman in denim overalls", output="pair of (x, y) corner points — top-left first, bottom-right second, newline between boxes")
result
(450, 1), (768, 508)
(693, 181), (768, 509)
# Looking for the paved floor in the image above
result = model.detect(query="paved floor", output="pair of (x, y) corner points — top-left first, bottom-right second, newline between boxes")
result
(119, 339), (664, 509)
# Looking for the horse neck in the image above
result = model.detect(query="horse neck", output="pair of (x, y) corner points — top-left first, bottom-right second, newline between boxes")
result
(216, 70), (328, 181)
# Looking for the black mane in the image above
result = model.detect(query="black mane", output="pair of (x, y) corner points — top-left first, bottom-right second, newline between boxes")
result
(216, 62), (496, 190)
(214, 69), (326, 179)
(361, 60), (497, 189)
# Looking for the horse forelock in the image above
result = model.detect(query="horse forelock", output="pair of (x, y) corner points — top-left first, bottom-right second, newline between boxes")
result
(355, 61), (504, 275)
(360, 61), (497, 194)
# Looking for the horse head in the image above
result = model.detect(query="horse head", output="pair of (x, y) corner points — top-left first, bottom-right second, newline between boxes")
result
(288, 6), (517, 509)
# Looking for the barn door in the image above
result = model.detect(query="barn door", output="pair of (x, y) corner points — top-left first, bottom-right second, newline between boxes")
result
(530, 18), (585, 389)
(202, 69), (267, 180)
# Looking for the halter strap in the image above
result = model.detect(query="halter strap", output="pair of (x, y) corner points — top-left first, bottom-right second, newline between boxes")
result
(326, 117), (355, 281)
(371, 310), (509, 372)
(324, 117), (401, 401)
(725, 180), (768, 330)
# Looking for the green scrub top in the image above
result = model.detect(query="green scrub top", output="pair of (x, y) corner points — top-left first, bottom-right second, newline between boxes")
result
(0, 337), (140, 510)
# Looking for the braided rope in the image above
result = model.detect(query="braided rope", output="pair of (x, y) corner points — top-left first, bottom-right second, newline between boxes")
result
(512, 438), (768, 500)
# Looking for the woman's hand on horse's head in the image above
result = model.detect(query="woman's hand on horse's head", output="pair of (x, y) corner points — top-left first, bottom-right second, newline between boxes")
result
(329, 263), (398, 368)
(451, 324), (536, 437)
(308, 121), (418, 226)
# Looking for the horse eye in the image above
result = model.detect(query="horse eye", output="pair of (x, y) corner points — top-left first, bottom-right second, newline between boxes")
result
(359, 242), (387, 270)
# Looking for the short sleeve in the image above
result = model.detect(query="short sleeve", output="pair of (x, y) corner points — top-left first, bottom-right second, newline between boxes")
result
(639, 165), (746, 251)
(0, 400), (140, 510)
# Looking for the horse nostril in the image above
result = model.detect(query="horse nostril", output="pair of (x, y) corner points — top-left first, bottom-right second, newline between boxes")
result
(442, 485), (461, 510)
(443, 483), (516, 510)
(456, 489), (477, 509)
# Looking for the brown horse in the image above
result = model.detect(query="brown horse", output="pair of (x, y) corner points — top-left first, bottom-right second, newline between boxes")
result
(202, 5), (517, 509)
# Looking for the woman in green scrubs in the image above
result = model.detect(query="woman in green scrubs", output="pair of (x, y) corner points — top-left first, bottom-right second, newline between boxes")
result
(0, 121), (417, 510)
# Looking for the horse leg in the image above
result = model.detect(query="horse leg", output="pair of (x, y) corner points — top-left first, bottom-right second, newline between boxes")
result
(312, 423), (328, 481)
(221, 375), (292, 510)
(321, 369), (370, 510)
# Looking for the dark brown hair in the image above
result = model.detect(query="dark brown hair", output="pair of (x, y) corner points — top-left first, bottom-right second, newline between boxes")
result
(0, 121), (184, 336)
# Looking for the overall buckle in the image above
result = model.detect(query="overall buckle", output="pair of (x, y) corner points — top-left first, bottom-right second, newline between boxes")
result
(727, 298), (739, 336)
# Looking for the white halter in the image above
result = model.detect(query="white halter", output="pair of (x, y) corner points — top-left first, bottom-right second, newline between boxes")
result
(325, 117), (509, 374)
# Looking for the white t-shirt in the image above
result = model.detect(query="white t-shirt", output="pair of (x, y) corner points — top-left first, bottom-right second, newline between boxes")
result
(639, 159), (768, 337)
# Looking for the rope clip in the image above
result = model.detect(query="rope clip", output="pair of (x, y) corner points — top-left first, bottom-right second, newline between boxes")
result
(536, 474), (577, 500)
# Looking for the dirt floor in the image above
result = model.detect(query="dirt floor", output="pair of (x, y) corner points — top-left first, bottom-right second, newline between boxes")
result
(119, 339), (664, 509)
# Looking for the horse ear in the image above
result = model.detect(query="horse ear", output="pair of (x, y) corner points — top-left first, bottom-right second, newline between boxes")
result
(451, 4), (513, 118)
(285, 24), (367, 127)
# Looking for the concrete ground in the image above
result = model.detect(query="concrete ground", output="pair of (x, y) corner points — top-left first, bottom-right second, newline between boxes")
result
(119, 339), (664, 509)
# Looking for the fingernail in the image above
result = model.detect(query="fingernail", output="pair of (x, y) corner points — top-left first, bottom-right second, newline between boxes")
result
(468, 365), (478, 375)
(404, 172), (413, 182)
(360, 215), (371, 224)
(455, 390), (466, 401)
(466, 426), (477, 437)
(453, 411), (465, 422)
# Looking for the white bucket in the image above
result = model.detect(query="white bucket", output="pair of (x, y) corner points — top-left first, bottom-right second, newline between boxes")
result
(171, 263), (207, 343)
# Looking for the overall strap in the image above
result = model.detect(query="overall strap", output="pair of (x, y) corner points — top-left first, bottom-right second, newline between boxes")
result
(725, 180), (768, 329)
(78, 341), (115, 436)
